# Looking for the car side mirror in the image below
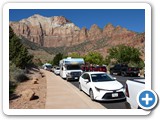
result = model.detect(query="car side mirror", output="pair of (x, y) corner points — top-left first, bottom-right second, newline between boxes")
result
(84, 79), (89, 82)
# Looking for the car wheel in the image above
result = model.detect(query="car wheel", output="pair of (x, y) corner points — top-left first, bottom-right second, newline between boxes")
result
(89, 89), (94, 101)
(79, 83), (82, 91)
(66, 77), (69, 82)
(121, 72), (125, 77)
(125, 102), (131, 109)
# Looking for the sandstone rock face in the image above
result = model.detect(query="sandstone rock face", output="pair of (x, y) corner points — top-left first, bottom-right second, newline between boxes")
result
(10, 14), (145, 58)
(10, 14), (81, 47)
(88, 24), (103, 41)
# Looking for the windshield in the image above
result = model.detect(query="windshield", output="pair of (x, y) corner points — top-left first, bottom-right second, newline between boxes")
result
(46, 65), (52, 68)
(66, 65), (81, 70)
(91, 73), (115, 82)
(56, 67), (60, 70)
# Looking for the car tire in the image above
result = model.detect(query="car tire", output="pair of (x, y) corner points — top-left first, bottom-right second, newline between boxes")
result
(79, 83), (82, 91)
(110, 71), (113, 75)
(66, 77), (69, 82)
(125, 102), (131, 109)
(89, 89), (94, 101)
(121, 72), (125, 77)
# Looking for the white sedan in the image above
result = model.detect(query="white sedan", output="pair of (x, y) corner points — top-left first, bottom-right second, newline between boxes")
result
(54, 67), (60, 75)
(79, 72), (126, 101)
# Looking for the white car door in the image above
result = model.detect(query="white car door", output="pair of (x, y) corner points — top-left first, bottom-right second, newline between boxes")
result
(85, 74), (91, 95)
(80, 73), (89, 93)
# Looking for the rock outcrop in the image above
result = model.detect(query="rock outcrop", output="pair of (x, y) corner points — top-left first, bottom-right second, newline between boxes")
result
(20, 89), (35, 101)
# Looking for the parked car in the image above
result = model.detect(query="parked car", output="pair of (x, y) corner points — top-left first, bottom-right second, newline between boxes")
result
(79, 72), (126, 101)
(81, 66), (95, 72)
(110, 64), (139, 77)
(42, 63), (53, 71)
(121, 67), (139, 77)
(94, 66), (107, 72)
(110, 64), (128, 75)
(54, 66), (60, 75)
(125, 78), (145, 109)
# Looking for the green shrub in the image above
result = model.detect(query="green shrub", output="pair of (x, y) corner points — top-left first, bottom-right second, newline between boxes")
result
(9, 62), (30, 95)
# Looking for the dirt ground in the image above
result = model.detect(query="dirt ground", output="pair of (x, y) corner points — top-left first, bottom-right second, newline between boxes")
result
(9, 68), (46, 109)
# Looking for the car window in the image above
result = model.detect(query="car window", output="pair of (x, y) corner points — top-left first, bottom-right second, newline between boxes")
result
(82, 73), (87, 79)
(66, 65), (81, 70)
(115, 65), (120, 68)
(86, 74), (91, 82)
(56, 67), (60, 70)
(91, 73), (115, 82)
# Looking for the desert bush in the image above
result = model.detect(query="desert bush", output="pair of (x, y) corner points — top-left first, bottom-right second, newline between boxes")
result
(9, 62), (30, 94)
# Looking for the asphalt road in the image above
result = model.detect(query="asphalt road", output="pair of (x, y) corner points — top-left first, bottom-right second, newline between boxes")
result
(69, 75), (145, 109)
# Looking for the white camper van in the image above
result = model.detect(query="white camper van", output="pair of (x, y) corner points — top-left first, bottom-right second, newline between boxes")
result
(59, 57), (84, 81)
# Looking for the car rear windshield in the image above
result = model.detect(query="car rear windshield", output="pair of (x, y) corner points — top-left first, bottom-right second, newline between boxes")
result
(91, 73), (115, 82)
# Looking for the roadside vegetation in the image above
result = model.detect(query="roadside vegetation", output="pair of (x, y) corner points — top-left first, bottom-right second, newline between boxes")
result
(9, 26), (33, 96)
(51, 45), (144, 70)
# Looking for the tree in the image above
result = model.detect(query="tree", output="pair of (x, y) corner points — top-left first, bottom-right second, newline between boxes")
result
(84, 51), (103, 65)
(68, 52), (81, 58)
(108, 45), (142, 66)
(9, 26), (33, 69)
(52, 53), (63, 66)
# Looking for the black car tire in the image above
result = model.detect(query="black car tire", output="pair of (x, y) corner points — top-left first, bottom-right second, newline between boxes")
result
(121, 72), (125, 77)
(125, 102), (131, 109)
(110, 71), (113, 75)
(89, 89), (94, 101)
(66, 77), (69, 82)
(79, 83), (82, 91)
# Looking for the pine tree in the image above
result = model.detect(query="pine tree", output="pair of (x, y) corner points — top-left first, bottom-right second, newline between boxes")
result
(9, 26), (33, 69)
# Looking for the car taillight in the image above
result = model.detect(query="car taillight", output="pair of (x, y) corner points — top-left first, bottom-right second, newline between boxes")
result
(125, 84), (129, 97)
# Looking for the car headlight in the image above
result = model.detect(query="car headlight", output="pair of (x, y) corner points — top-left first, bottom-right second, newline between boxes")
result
(66, 72), (71, 76)
(119, 86), (125, 92)
(95, 87), (103, 92)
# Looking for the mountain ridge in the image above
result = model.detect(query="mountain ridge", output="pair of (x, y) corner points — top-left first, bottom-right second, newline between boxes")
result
(10, 14), (145, 59)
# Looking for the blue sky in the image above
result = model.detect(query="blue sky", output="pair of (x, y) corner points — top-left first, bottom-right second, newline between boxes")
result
(9, 9), (145, 33)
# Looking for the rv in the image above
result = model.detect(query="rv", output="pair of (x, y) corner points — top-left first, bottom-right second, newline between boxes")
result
(59, 57), (84, 81)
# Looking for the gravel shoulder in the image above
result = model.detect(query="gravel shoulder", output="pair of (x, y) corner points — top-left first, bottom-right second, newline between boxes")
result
(9, 68), (46, 109)
(9, 68), (105, 109)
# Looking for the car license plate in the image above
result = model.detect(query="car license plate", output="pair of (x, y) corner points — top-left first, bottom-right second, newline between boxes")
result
(112, 93), (118, 97)
(75, 77), (78, 79)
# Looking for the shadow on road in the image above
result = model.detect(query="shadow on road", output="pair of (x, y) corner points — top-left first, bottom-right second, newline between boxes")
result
(98, 98), (126, 104)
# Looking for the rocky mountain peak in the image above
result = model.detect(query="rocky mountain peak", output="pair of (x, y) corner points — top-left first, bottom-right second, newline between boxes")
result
(104, 23), (115, 30)
(103, 23), (115, 37)
(10, 14), (144, 58)
(90, 24), (101, 31)
(51, 16), (71, 25)
(115, 25), (123, 31)
(30, 14), (45, 19)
